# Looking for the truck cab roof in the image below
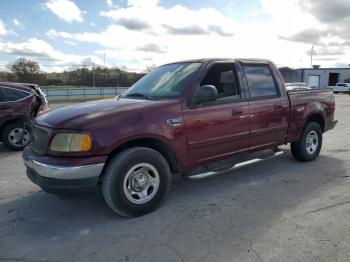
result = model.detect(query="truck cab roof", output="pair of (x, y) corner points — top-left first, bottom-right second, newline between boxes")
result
(165, 58), (273, 65)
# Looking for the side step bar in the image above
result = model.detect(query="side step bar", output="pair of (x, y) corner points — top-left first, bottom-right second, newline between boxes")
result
(186, 150), (284, 180)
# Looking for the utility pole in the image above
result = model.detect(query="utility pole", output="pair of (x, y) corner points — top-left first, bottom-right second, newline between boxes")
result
(310, 45), (314, 67)
(92, 62), (95, 87)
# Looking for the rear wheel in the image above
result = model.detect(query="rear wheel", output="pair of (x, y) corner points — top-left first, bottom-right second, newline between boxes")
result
(102, 147), (171, 217)
(1, 122), (30, 151)
(291, 122), (322, 162)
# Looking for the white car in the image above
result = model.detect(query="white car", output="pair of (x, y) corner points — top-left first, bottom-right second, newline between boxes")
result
(330, 83), (350, 94)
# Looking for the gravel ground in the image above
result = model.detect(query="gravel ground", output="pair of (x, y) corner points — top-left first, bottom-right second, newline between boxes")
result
(1, 95), (350, 262)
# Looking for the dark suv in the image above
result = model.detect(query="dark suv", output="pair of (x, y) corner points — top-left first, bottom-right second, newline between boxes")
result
(0, 82), (48, 150)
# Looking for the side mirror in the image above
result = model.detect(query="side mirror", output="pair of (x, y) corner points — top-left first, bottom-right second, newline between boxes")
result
(195, 85), (218, 104)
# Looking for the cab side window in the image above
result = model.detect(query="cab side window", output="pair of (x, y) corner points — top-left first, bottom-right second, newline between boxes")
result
(243, 65), (278, 98)
(201, 63), (241, 101)
(0, 87), (30, 102)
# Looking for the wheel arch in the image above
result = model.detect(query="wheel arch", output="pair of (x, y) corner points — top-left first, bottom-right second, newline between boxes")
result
(104, 137), (180, 175)
(306, 113), (325, 132)
(0, 118), (26, 137)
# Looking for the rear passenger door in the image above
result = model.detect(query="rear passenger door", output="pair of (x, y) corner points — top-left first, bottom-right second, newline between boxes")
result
(242, 64), (289, 151)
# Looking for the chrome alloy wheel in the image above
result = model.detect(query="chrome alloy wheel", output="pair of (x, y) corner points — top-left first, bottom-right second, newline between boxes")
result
(8, 128), (30, 147)
(123, 163), (160, 204)
(305, 130), (319, 155)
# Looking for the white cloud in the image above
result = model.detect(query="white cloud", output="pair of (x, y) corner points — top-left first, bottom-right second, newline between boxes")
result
(258, 0), (350, 66)
(46, 3), (238, 70)
(12, 19), (23, 27)
(127, 0), (159, 8)
(47, 29), (72, 39)
(44, 0), (85, 23)
(64, 40), (77, 46)
(106, 0), (113, 7)
(100, 3), (235, 36)
(3, 0), (349, 71)
(0, 38), (102, 72)
(49, 1), (324, 70)
(0, 19), (8, 36)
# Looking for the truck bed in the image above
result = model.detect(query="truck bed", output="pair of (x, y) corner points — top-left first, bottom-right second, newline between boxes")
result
(286, 88), (335, 142)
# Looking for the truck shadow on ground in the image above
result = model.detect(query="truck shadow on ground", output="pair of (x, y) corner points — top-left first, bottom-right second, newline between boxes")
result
(0, 149), (347, 261)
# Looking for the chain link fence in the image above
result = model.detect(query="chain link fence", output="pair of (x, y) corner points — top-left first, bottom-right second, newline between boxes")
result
(42, 87), (129, 101)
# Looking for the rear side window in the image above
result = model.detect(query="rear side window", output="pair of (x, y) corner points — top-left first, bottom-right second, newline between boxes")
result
(0, 87), (30, 102)
(243, 65), (278, 98)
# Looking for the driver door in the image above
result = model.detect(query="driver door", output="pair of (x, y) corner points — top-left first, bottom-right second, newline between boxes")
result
(183, 63), (250, 166)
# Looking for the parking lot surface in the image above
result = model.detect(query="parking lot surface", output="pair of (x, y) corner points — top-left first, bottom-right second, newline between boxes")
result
(1, 95), (350, 262)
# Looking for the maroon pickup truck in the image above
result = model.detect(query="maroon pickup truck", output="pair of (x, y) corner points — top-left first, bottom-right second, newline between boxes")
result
(23, 59), (337, 217)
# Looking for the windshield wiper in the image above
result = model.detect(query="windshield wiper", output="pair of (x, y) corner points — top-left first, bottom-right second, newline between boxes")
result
(124, 92), (154, 100)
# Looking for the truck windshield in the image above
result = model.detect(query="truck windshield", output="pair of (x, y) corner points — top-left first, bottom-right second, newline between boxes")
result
(122, 62), (201, 100)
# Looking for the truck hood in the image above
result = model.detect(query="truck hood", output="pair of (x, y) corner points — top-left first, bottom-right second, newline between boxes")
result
(35, 98), (164, 130)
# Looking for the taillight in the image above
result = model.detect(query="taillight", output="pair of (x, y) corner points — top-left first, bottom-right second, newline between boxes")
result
(37, 104), (49, 115)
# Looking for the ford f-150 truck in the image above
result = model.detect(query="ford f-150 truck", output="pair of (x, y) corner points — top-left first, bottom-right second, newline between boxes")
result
(23, 58), (337, 217)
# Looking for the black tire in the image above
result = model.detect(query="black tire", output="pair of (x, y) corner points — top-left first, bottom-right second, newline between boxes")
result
(333, 91), (339, 94)
(102, 147), (171, 217)
(291, 122), (322, 162)
(1, 122), (30, 151)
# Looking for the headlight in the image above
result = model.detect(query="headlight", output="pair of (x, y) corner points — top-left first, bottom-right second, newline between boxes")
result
(50, 133), (92, 152)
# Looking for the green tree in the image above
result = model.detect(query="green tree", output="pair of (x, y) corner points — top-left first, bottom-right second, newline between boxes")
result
(9, 58), (46, 84)
(1, 58), (146, 87)
(144, 64), (157, 73)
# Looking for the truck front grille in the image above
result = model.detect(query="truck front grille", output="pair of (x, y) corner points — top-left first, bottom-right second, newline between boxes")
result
(31, 126), (50, 155)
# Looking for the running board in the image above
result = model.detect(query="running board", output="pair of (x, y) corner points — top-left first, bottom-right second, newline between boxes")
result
(186, 150), (284, 180)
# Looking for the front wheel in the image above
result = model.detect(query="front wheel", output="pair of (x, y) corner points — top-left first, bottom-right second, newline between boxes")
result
(291, 122), (322, 162)
(102, 147), (171, 217)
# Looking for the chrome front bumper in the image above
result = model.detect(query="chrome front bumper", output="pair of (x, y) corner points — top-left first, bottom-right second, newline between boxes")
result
(23, 156), (105, 180)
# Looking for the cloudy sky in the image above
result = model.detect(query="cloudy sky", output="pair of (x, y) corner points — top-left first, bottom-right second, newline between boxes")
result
(0, 0), (349, 72)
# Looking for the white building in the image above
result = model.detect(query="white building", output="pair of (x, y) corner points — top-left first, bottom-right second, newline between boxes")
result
(296, 67), (350, 88)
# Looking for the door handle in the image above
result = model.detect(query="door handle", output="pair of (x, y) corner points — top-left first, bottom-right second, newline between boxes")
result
(273, 104), (283, 109)
(231, 109), (243, 117)
(231, 109), (243, 116)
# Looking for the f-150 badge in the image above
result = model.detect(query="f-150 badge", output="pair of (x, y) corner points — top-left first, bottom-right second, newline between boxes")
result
(167, 118), (183, 127)
(296, 106), (305, 112)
